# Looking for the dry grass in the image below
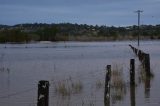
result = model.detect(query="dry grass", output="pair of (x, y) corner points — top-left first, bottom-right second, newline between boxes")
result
(71, 80), (83, 94)
(54, 78), (83, 96)
(111, 64), (124, 88)
(95, 80), (103, 89)
(111, 64), (126, 102)
(55, 82), (71, 96)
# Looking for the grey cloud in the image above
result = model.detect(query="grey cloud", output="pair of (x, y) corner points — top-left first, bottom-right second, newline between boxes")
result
(0, 0), (159, 25)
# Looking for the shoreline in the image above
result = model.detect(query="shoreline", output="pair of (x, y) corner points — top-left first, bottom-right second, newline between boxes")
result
(0, 38), (160, 44)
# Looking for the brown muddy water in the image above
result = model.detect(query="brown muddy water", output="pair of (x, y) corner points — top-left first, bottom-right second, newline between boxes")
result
(0, 41), (160, 106)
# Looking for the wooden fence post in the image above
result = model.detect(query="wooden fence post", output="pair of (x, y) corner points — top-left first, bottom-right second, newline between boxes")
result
(144, 54), (150, 76)
(104, 65), (111, 106)
(130, 59), (136, 106)
(130, 82), (136, 106)
(135, 49), (138, 56)
(130, 59), (135, 85)
(37, 80), (49, 106)
(138, 50), (142, 61)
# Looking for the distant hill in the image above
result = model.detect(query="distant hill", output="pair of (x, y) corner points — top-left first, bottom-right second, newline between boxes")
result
(0, 23), (160, 43)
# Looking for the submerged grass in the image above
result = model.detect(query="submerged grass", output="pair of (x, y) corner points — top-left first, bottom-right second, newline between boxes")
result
(95, 80), (103, 89)
(71, 80), (83, 94)
(55, 82), (71, 96)
(111, 64), (127, 103)
(53, 64), (128, 105)
(54, 77), (83, 97)
(111, 64), (125, 88)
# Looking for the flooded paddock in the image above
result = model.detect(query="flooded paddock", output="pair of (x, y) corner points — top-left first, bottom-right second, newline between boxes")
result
(0, 41), (160, 106)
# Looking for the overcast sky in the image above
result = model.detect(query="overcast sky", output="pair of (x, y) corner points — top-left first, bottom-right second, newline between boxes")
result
(0, 0), (160, 26)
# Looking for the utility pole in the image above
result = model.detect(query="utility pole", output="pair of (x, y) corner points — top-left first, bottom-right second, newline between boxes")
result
(135, 10), (143, 47)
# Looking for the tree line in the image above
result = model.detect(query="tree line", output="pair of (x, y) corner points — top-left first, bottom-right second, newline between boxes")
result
(0, 23), (160, 43)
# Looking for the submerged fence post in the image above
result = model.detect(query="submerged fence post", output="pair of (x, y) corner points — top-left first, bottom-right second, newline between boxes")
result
(130, 59), (135, 85)
(144, 54), (151, 76)
(37, 80), (49, 106)
(130, 81), (136, 106)
(104, 65), (111, 106)
(135, 49), (138, 56)
(129, 45), (151, 77)
(130, 59), (136, 106)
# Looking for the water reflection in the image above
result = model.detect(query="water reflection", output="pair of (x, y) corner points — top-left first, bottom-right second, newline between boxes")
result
(137, 65), (154, 99)
(104, 96), (110, 106)
(108, 63), (154, 106)
(130, 84), (136, 106)
(144, 76), (151, 98)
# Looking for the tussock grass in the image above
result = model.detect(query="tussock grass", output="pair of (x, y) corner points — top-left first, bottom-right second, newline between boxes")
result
(111, 64), (124, 88)
(54, 77), (83, 96)
(111, 64), (126, 102)
(95, 80), (103, 89)
(55, 82), (71, 96)
(71, 80), (83, 94)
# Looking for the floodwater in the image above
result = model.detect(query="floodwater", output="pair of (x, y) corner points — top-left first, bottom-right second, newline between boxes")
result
(0, 41), (159, 106)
